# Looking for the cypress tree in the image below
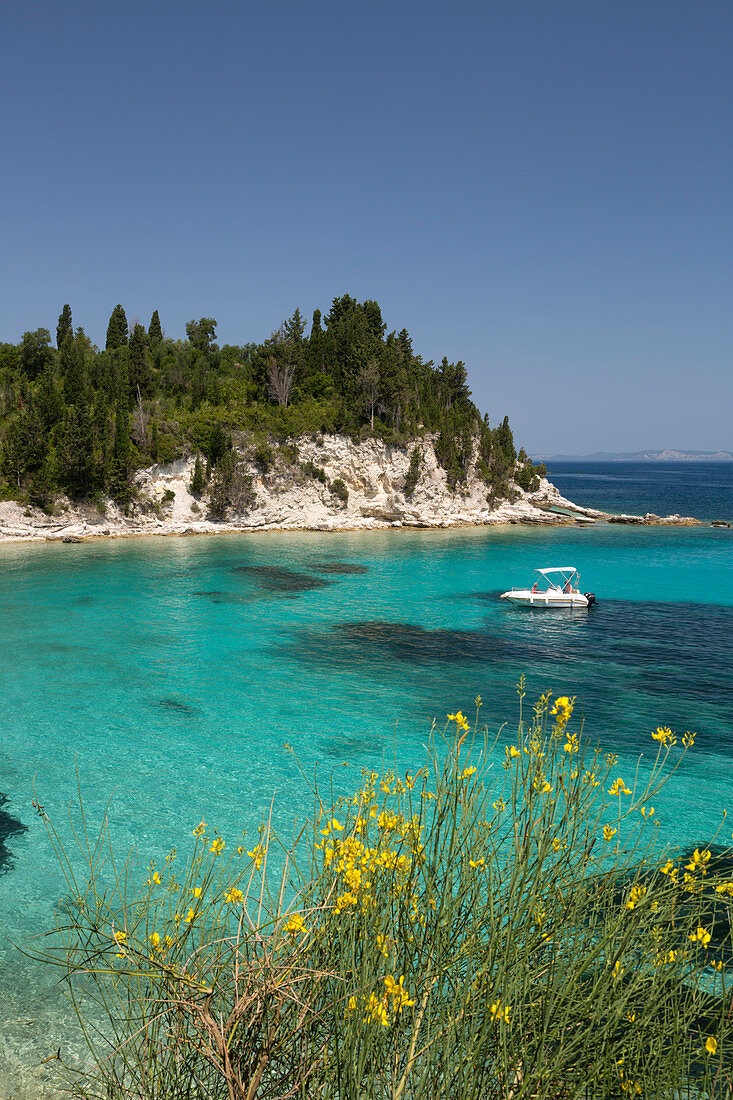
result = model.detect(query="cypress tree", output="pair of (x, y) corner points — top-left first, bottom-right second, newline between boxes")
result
(56, 304), (73, 349)
(190, 454), (205, 496)
(111, 357), (132, 501)
(106, 304), (129, 350)
(148, 310), (162, 344)
(129, 323), (150, 396)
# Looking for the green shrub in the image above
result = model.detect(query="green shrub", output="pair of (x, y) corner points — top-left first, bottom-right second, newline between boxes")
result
(155, 431), (181, 466)
(301, 460), (327, 484)
(404, 446), (422, 497)
(278, 441), (299, 465)
(330, 477), (349, 506)
(34, 689), (732, 1099)
(253, 442), (275, 473)
(208, 453), (256, 520)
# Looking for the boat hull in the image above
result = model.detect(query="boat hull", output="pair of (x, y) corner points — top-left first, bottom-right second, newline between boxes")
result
(501, 590), (589, 609)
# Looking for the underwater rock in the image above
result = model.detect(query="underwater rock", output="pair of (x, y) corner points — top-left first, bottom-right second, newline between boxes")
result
(0, 793), (28, 875)
(310, 561), (369, 575)
(232, 565), (332, 595)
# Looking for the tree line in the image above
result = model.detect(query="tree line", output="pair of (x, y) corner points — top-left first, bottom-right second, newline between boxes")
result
(0, 296), (544, 509)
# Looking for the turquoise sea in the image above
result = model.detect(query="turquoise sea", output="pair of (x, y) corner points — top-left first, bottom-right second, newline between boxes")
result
(0, 464), (731, 1094)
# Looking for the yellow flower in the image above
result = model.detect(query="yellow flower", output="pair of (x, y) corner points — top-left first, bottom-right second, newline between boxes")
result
(248, 843), (264, 869)
(284, 911), (306, 935)
(506, 745), (521, 759)
(552, 838), (567, 852)
(551, 695), (571, 714)
(447, 710), (470, 733)
(612, 960), (624, 979)
(660, 859), (678, 881)
(225, 887), (244, 904)
(461, 766), (476, 779)
(384, 974), (415, 1011)
(652, 726), (677, 749)
(624, 884), (646, 910)
(364, 991), (390, 1026)
(682, 732), (696, 748)
(493, 799), (505, 812)
(608, 777), (631, 797)
(705, 1036), (717, 1056)
(711, 959), (723, 971)
(192, 886), (202, 898)
(532, 775), (552, 794)
(151, 870), (162, 885)
(469, 857), (486, 869)
(184, 908), (194, 924)
(149, 932), (160, 949)
(685, 848), (711, 874)
(490, 1000), (511, 1025)
(640, 806), (654, 818)
(193, 821), (207, 838)
(626, 1011), (636, 1022)
(603, 825), (617, 842)
(209, 836), (225, 855)
(688, 926), (711, 948)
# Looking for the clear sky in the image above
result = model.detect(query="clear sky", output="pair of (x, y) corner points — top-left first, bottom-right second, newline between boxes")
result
(1, 0), (730, 454)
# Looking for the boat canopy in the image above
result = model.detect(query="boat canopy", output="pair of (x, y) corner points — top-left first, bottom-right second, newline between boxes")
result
(534, 566), (579, 591)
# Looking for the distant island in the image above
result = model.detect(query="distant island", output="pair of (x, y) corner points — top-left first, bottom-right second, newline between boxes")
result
(532, 449), (733, 463)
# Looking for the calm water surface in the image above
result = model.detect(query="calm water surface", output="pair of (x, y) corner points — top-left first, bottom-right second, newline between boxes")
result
(546, 460), (733, 521)
(0, 512), (732, 1092)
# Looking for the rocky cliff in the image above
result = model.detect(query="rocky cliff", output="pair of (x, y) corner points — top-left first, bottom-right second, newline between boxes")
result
(0, 434), (693, 544)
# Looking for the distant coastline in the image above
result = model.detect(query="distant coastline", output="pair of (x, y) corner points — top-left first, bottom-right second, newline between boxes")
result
(532, 449), (733, 463)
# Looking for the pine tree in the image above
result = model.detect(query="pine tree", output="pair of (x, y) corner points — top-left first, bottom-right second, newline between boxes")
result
(106, 305), (129, 350)
(148, 309), (162, 344)
(56, 304), (73, 349)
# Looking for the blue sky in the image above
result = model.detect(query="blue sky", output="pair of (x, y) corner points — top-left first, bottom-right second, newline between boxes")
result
(1, 0), (730, 453)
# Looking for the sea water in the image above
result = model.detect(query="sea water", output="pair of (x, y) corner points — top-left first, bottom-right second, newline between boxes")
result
(0, 512), (732, 1092)
(546, 460), (733, 521)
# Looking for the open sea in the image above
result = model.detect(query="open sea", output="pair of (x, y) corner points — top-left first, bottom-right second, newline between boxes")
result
(0, 461), (731, 1095)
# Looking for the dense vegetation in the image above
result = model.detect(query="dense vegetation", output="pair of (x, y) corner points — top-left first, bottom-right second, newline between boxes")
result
(0, 298), (544, 511)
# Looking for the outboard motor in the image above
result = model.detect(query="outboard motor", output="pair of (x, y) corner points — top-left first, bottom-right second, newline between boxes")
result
(584, 592), (596, 607)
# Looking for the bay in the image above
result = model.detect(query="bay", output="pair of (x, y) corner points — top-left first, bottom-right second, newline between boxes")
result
(0, 512), (731, 1093)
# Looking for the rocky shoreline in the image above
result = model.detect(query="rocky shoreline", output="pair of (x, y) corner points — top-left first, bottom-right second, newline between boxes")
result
(0, 434), (706, 545)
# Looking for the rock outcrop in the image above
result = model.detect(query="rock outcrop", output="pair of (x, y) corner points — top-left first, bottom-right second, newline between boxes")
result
(0, 434), (702, 544)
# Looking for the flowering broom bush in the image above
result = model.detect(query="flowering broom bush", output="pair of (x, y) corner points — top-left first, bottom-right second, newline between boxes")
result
(36, 686), (732, 1099)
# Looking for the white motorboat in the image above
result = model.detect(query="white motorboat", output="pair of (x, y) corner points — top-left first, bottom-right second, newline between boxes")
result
(500, 567), (596, 609)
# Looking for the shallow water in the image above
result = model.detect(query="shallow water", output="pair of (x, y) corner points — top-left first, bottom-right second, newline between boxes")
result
(0, 521), (732, 1093)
